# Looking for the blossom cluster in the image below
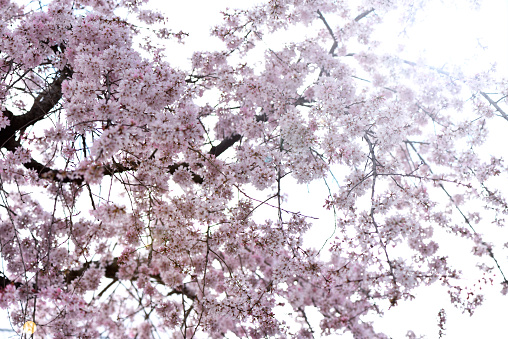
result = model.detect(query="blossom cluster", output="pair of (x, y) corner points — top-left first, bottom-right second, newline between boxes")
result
(0, 0), (506, 338)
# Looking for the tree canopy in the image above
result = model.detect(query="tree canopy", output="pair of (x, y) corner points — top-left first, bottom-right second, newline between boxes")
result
(0, 0), (507, 338)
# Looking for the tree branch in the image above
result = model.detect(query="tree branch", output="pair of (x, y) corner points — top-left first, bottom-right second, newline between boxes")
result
(354, 8), (375, 22)
(1, 259), (197, 301)
(480, 92), (508, 122)
(209, 134), (241, 157)
(0, 64), (264, 186)
(317, 10), (338, 56)
(4, 112), (270, 185)
(0, 67), (72, 149)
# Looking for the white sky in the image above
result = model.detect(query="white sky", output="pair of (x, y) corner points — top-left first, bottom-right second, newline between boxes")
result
(404, 0), (508, 76)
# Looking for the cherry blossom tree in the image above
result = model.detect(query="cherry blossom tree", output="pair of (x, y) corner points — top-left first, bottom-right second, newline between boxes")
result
(0, 0), (507, 338)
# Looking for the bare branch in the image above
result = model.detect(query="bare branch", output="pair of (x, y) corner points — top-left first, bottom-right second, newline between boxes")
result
(0, 68), (72, 149)
(354, 8), (375, 22)
(317, 10), (338, 55)
(480, 92), (508, 122)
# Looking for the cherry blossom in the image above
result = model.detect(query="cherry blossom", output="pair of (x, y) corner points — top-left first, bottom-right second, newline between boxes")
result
(0, 0), (507, 338)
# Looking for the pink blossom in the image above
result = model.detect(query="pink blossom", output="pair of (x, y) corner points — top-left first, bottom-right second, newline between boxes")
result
(0, 0), (506, 337)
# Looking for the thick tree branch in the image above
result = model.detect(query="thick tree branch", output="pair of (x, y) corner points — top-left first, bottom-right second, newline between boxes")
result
(0, 273), (22, 289)
(209, 134), (241, 157)
(21, 156), (205, 185)
(1, 258), (197, 301)
(14, 68), (72, 130)
(0, 68), (72, 149)
(0, 63), (264, 186)
(354, 8), (375, 22)
(5, 113), (270, 185)
(480, 92), (508, 122)
(63, 258), (120, 284)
